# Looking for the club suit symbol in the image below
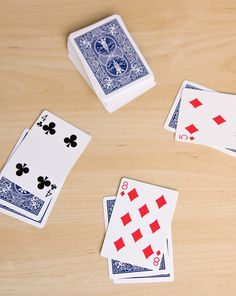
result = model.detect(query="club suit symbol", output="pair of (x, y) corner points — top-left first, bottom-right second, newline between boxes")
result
(42, 122), (56, 135)
(64, 134), (77, 148)
(37, 176), (51, 190)
(16, 163), (29, 176)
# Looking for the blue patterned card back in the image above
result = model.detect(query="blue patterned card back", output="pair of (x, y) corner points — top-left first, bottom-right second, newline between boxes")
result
(0, 176), (44, 216)
(74, 17), (149, 95)
(0, 199), (51, 225)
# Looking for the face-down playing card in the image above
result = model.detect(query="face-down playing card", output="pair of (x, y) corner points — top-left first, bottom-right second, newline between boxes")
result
(0, 110), (91, 220)
(69, 14), (154, 102)
(175, 89), (236, 149)
(103, 196), (173, 281)
(101, 178), (178, 270)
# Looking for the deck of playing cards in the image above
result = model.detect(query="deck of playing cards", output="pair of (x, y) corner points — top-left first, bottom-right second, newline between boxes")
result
(101, 178), (178, 284)
(0, 110), (91, 228)
(164, 80), (236, 157)
(68, 14), (156, 113)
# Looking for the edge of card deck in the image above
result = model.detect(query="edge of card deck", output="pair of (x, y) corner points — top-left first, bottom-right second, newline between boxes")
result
(68, 42), (93, 89)
(68, 42), (155, 113)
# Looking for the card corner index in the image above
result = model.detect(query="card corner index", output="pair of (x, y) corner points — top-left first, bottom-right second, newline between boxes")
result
(41, 109), (50, 115)
(119, 176), (130, 185)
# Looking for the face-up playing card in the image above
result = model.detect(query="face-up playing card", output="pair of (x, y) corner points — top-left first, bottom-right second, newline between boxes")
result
(103, 196), (173, 280)
(164, 80), (214, 133)
(113, 234), (173, 284)
(175, 89), (236, 149)
(164, 80), (236, 157)
(1, 129), (65, 228)
(101, 178), (178, 270)
(0, 110), (91, 220)
(69, 14), (154, 102)
(0, 129), (57, 228)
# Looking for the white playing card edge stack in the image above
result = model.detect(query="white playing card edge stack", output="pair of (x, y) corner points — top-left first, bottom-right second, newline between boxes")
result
(164, 80), (236, 158)
(67, 14), (156, 113)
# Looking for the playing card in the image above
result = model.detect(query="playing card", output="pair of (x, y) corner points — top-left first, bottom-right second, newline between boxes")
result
(102, 78), (155, 113)
(7, 129), (29, 161)
(0, 110), (91, 220)
(0, 189), (60, 228)
(68, 14), (155, 109)
(68, 43), (93, 88)
(113, 233), (174, 284)
(68, 42), (155, 113)
(0, 127), (64, 227)
(175, 89), (236, 149)
(164, 80), (214, 133)
(101, 178), (178, 270)
(164, 80), (236, 157)
(103, 196), (173, 280)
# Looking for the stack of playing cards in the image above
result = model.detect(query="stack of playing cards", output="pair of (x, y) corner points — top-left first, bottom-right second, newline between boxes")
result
(164, 80), (236, 157)
(101, 178), (178, 284)
(68, 14), (156, 113)
(0, 110), (91, 228)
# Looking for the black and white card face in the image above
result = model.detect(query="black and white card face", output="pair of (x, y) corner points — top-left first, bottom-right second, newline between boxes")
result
(0, 110), (91, 220)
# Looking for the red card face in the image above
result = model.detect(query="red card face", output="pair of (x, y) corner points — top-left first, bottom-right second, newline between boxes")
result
(101, 178), (178, 270)
(176, 89), (236, 149)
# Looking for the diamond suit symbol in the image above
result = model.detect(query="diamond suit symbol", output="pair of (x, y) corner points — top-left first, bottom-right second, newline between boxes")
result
(212, 115), (226, 125)
(143, 245), (154, 259)
(149, 220), (160, 233)
(138, 204), (149, 217)
(120, 212), (132, 226)
(131, 229), (143, 242)
(114, 237), (125, 251)
(189, 98), (202, 108)
(127, 188), (139, 201)
(156, 195), (167, 208)
(185, 124), (199, 134)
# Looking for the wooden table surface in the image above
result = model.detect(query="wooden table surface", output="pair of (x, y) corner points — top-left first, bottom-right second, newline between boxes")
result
(1, 1), (236, 295)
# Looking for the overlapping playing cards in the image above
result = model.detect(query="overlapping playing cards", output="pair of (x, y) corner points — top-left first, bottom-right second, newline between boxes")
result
(164, 80), (236, 157)
(101, 178), (178, 284)
(68, 14), (156, 113)
(0, 110), (91, 228)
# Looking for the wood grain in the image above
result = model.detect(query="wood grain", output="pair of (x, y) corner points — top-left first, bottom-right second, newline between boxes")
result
(0, 0), (236, 295)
